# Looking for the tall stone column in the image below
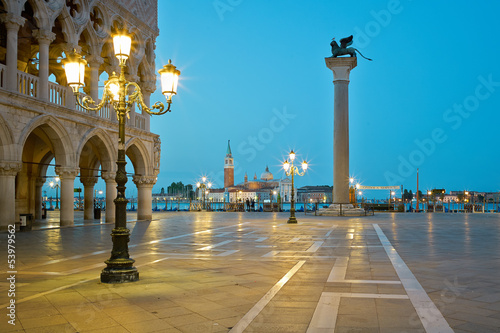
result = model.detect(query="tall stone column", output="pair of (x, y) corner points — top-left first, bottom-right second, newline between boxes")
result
(35, 177), (45, 219)
(133, 175), (156, 220)
(33, 29), (56, 101)
(325, 57), (357, 204)
(86, 55), (104, 105)
(0, 162), (22, 229)
(80, 177), (97, 220)
(102, 172), (116, 223)
(1, 14), (25, 92)
(56, 167), (79, 225)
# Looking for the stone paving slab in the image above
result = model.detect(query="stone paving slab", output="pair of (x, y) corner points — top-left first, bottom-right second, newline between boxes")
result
(1, 212), (500, 332)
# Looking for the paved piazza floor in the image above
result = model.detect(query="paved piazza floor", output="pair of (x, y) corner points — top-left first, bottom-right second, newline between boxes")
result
(2, 212), (500, 332)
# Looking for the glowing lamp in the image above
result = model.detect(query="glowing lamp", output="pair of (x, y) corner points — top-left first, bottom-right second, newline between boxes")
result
(113, 34), (132, 65)
(63, 51), (87, 93)
(159, 59), (181, 100)
(283, 160), (290, 172)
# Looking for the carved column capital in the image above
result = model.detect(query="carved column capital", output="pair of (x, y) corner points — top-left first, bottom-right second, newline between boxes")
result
(132, 175), (157, 187)
(55, 167), (79, 180)
(0, 162), (22, 176)
(140, 80), (156, 94)
(101, 172), (116, 183)
(0, 14), (25, 29)
(80, 176), (98, 187)
(35, 177), (46, 187)
(86, 55), (104, 67)
(33, 29), (56, 44)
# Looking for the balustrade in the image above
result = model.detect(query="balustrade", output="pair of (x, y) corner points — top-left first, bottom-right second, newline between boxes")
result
(0, 67), (147, 130)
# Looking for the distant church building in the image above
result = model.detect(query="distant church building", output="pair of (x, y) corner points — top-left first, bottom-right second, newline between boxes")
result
(210, 141), (293, 203)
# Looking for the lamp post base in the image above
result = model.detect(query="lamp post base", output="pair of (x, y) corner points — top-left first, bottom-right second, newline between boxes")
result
(287, 216), (298, 224)
(101, 259), (139, 283)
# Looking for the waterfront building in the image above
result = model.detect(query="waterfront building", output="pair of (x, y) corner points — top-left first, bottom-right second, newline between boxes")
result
(297, 185), (333, 203)
(207, 141), (293, 203)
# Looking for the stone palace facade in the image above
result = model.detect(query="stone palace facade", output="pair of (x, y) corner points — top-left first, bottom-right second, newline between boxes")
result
(0, 0), (162, 228)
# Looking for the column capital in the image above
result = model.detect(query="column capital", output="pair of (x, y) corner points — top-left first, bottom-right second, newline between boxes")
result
(0, 13), (25, 29)
(80, 176), (98, 187)
(133, 175), (157, 187)
(0, 162), (22, 176)
(35, 177), (46, 187)
(101, 172), (116, 182)
(140, 80), (156, 94)
(325, 57), (357, 82)
(33, 29), (56, 44)
(86, 55), (104, 67)
(55, 167), (79, 179)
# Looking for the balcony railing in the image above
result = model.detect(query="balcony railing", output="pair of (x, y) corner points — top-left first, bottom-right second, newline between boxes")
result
(0, 63), (149, 131)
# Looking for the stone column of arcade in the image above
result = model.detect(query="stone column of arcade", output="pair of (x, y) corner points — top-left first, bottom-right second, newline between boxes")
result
(325, 57), (357, 205)
(33, 29), (56, 101)
(34, 177), (45, 219)
(133, 175), (156, 220)
(0, 163), (22, 228)
(55, 167), (79, 225)
(80, 177), (98, 220)
(102, 172), (116, 222)
(86, 55), (104, 113)
(0, 14), (25, 92)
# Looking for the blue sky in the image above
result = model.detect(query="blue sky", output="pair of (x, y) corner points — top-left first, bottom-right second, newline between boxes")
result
(143, 0), (500, 198)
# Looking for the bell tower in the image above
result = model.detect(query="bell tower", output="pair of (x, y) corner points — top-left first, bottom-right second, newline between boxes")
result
(224, 140), (234, 188)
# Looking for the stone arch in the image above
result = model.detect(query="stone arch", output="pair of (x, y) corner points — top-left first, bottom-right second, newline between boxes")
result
(19, 114), (75, 168)
(77, 127), (116, 177)
(54, 5), (79, 47)
(26, 0), (51, 30)
(0, 113), (16, 161)
(126, 137), (151, 176)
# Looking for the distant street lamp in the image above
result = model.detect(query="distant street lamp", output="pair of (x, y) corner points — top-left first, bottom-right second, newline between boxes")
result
(64, 32), (181, 283)
(196, 177), (212, 210)
(282, 150), (308, 224)
(49, 177), (60, 210)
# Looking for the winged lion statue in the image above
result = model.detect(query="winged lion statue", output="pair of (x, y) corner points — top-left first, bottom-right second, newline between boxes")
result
(330, 35), (372, 61)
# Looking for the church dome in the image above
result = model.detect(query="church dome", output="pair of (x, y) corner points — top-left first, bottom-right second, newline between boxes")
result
(260, 166), (273, 181)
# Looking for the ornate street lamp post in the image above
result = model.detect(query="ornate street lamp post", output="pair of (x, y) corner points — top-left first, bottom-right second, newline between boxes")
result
(196, 177), (212, 210)
(63, 32), (181, 283)
(49, 177), (60, 210)
(282, 150), (308, 224)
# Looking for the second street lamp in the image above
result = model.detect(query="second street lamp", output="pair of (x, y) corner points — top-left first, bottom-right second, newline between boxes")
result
(196, 177), (212, 210)
(64, 32), (181, 283)
(49, 177), (60, 210)
(282, 150), (308, 224)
